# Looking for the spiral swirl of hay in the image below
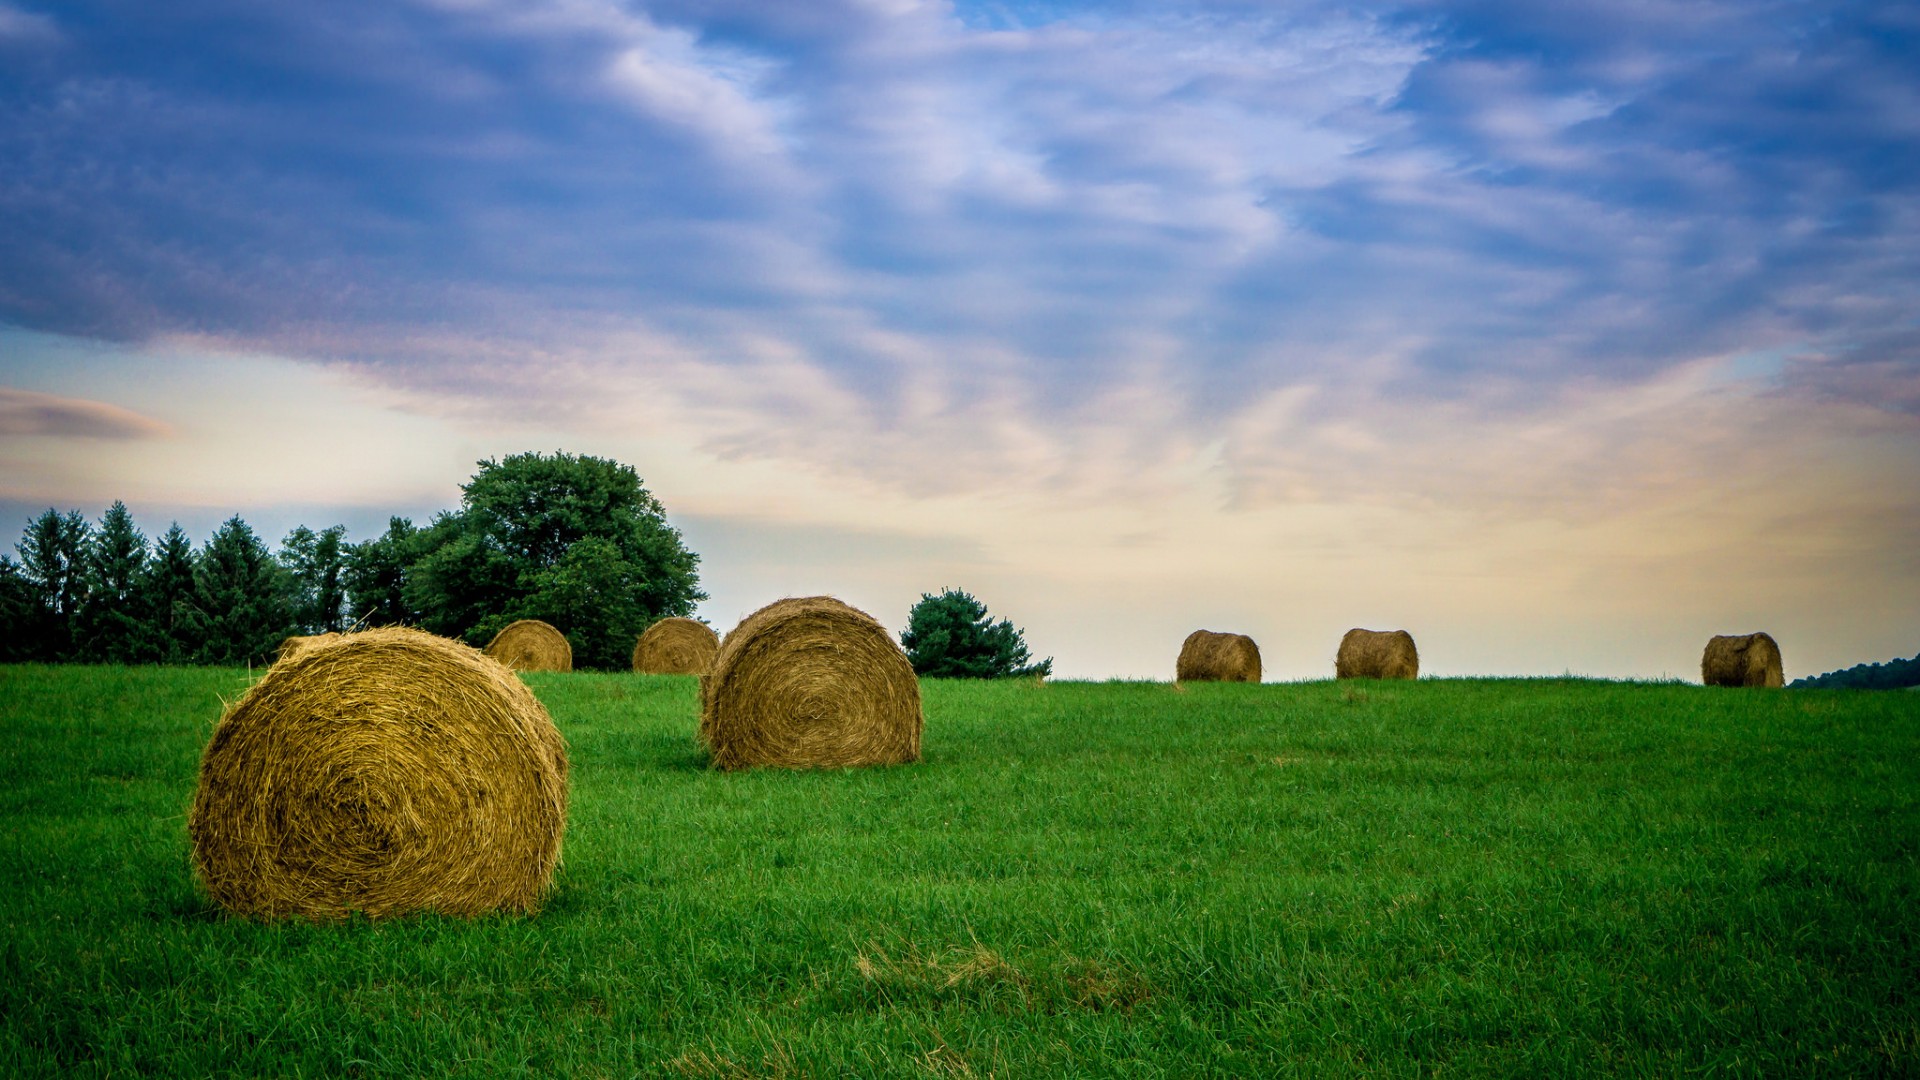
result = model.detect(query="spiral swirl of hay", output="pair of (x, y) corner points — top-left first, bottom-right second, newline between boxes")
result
(1702, 632), (1783, 687)
(189, 626), (569, 920)
(483, 618), (573, 672)
(701, 596), (922, 770)
(1336, 628), (1419, 680)
(632, 616), (720, 675)
(1176, 630), (1262, 682)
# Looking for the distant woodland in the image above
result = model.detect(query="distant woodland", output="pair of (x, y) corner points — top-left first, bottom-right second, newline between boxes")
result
(0, 452), (704, 670)
(1788, 653), (1920, 690)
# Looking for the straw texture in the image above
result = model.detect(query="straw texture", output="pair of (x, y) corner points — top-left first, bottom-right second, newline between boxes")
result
(1336, 628), (1419, 680)
(632, 616), (720, 674)
(275, 633), (341, 664)
(483, 618), (573, 672)
(189, 626), (569, 920)
(1702, 632), (1784, 687)
(1176, 630), (1261, 682)
(701, 596), (922, 770)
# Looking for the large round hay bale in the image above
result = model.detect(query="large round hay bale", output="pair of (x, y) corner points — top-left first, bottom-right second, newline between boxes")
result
(1335, 628), (1419, 680)
(483, 619), (573, 672)
(188, 626), (568, 920)
(1176, 629), (1261, 682)
(275, 632), (341, 664)
(1701, 632), (1783, 687)
(632, 616), (720, 675)
(701, 596), (922, 770)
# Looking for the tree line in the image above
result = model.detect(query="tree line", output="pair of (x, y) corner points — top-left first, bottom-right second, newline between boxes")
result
(0, 452), (705, 669)
(1788, 652), (1920, 690)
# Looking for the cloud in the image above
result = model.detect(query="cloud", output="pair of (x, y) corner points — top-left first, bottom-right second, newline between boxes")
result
(0, 4), (58, 45)
(0, 387), (172, 439)
(0, 0), (1914, 517)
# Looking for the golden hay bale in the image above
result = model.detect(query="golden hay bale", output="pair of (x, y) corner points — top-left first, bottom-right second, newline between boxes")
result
(483, 619), (573, 673)
(632, 616), (720, 675)
(1176, 629), (1261, 682)
(275, 633), (341, 664)
(189, 626), (568, 920)
(1701, 632), (1784, 688)
(1335, 628), (1419, 680)
(701, 596), (922, 770)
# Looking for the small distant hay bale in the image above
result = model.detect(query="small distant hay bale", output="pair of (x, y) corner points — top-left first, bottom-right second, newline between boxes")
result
(275, 633), (341, 664)
(188, 626), (568, 920)
(1701, 632), (1783, 688)
(483, 619), (573, 673)
(1176, 630), (1261, 682)
(701, 596), (922, 770)
(1336, 628), (1419, 680)
(632, 616), (720, 675)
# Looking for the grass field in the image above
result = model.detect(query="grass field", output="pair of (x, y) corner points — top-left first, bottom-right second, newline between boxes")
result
(3, 665), (1917, 1077)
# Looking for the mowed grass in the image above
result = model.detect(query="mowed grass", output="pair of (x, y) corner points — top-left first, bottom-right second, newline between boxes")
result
(2, 666), (1916, 1077)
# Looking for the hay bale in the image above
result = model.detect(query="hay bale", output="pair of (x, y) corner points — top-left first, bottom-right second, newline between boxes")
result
(701, 596), (922, 770)
(632, 616), (720, 675)
(275, 633), (341, 664)
(1176, 630), (1261, 682)
(1335, 628), (1419, 680)
(189, 626), (568, 920)
(1701, 632), (1784, 687)
(483, 619), (573, 673)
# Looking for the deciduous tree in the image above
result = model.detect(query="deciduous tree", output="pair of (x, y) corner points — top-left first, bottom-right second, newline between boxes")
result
(279, 524), (349, 633)
(404, 452), (706, 669)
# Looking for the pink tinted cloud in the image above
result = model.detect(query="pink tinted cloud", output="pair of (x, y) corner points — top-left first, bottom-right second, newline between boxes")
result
(0, 387), (173, 439)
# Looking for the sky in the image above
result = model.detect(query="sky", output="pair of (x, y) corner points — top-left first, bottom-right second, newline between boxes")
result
(2, 0), (1916, 680)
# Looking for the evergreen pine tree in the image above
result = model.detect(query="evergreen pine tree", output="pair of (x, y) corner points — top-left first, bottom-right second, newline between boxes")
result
(136, 524), (200, 663)
(77, 501), (150, 662)
(900, 588), (1052, 679)
(0, 556), (35, 662)
(16, 508), (92, 661)
(184, 516), (294, 666)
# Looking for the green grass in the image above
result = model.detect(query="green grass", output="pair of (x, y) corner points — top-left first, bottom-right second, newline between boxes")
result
(3, 665), (1916, 1077)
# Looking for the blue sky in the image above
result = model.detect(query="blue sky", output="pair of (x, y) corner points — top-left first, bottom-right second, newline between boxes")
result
(2, 0), (1916, 678)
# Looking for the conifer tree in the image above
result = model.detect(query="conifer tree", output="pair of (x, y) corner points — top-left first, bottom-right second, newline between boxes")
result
(901, 588), (1052, 679)
(184, 516), (293, 666)
(138, 524), (200, 663)
(77, 501), (150, 662)
(0, 556), (35, 661)
(16, 508), (91, 661)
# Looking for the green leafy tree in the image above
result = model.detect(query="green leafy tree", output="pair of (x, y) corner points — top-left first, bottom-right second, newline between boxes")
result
(183, 516), (294, 666)
(344, 517), (424, 627)
(135, 524), (200, 663)
(15, 508), (92, 661)
(404, 452), (707, 669)
(901, 588), (1051, 679)
(77, 501), (150, 662)
(486, 536), (647, 669)
(403, 513), (519, 642)
(279, 524), (349, 633)
(1790, 652), (1920, 690)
